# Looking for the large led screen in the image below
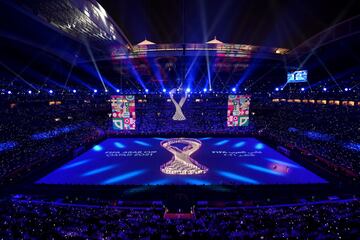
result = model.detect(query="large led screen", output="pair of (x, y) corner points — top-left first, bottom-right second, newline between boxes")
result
(287, 70), (308, 83)
(111, 95), (136, 130)
(227, 95), (251, 127)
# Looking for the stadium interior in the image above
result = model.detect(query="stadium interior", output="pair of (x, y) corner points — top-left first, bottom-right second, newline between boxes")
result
(0, 0), (359, 239)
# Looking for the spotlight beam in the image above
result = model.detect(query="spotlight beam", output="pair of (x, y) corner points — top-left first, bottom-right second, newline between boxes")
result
(83, 39), (107, 91)
(150, 58), (164, 90)
(221, 67), (236, 92)
(292, 4), (355, 69)
(0, 61), (38, 91)
(128, 62), (147, 91)
(314, 53), (342, 91)
(63, 48), (80, 93)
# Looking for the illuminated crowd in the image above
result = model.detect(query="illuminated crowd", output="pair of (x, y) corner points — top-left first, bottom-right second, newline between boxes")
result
(0, 92), (359, 239)
(0, 94), (359, 182)
(255, 101), (360, 177)
(0, 197), (358, 239)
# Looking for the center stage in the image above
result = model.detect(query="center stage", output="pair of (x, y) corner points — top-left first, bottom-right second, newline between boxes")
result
(37, 137), (327, 185)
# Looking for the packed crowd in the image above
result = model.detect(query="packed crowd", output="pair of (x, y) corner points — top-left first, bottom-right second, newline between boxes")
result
(255, 101), (360, 177)
(0, 92), (359, 239)
(0, 93), (359, 183)
(0, 98), (106, 183)
(0, 94), (254, 183)
(0, 197), (358, 239)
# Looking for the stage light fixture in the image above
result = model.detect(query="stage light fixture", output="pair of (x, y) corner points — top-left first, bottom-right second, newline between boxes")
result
(186, 88), (191, 93)
(232, 87), (236, 92)
(72, 89), (77, 93)
(323, 87), (327, 92)
(203, 88), (207, 92)
(28, 90), (32, 94)
(301, 88), (305, 91)
(145, 89), (149, 93)
(49, 90), (53, 94)
(93, 89), (98, 93)
(344, 88), (349, 92)
(7, 90), (12, 94)
(116, 89), (120, 93)
(275, 87), (279, 91)
(162, 88), (166, 93)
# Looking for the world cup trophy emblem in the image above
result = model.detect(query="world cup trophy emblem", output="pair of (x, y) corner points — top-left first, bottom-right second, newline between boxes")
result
(160, 138), (208, 175)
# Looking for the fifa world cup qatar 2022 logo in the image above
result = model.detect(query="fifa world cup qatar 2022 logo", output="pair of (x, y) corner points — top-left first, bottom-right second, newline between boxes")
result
(169, 88), (188, 121)
(160, 138), (208, 175)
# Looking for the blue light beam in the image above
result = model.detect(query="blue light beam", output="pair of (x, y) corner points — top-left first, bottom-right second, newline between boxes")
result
(61, 159), (90, 170)
(217, 171), (259, 184)
(102, 170), (146, 184)
(114, 142), (125, 149)
(233, 141), (246, 148)
(214, 139), (230, 146)
(82, 165), (117, 177)
(92, 145), (103, 151)
(255, 143), (265, 150)
(243, 164), (284, 176)
(134, 140), (151, 147)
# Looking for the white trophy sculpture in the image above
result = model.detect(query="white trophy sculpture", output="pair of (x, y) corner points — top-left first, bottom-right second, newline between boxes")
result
(160, 138), (208, 175)
(169, 88), (188, 121)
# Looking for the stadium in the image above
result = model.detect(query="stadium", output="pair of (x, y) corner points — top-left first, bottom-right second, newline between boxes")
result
(0, 0), (359, 239)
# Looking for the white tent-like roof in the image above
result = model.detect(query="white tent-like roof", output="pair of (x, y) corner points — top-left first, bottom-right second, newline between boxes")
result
(206, 36), (224, 44)
(136, 38), (156, 46)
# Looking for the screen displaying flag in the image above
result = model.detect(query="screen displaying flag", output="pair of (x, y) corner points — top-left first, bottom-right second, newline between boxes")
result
(227, 95), (251, 127)
(111, 95), (136, 130)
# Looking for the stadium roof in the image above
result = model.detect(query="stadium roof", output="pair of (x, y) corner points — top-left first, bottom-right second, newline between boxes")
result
(137, 39), (156, 46)
(1, 0), (359, 63)
(1, 0), (360, 92)
(206, 37), (224, 44)
(97, 0), (360, 49)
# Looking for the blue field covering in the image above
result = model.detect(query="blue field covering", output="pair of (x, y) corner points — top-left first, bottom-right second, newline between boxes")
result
(37, 137), (327, 185)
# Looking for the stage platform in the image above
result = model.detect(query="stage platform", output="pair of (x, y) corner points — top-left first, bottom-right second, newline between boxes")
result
(36, 137), (327, 185)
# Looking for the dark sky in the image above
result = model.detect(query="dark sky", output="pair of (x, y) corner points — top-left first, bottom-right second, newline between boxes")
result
(97, 0), (360, 48)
